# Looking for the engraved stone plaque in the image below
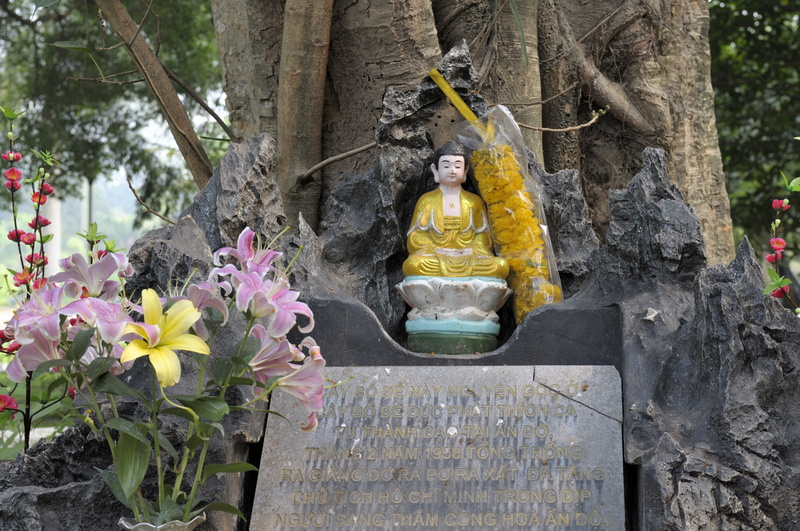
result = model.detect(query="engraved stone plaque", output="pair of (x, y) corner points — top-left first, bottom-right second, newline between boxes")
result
(251, 366), (624, 530)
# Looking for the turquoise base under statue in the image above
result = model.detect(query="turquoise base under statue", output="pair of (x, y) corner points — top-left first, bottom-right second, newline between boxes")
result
(396, 276), (511, 354)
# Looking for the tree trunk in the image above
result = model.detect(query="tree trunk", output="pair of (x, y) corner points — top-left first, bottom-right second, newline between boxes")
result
(212, 0), (734, 263)
(96, 0), (212, 189)
(537, 0), (733, 264)
(210, 0), (284, 141)
(321, 0), (442, 213)
(433, 0), (544, 165)
(274, 0), (335, 230)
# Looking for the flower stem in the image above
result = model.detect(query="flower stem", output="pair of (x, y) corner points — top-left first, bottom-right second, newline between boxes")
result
(151, 368), (165, 509)
(183, 439), (210, 522)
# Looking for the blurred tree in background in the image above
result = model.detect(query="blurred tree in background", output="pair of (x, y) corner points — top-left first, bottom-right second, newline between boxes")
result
(710, 0), (800, 250)
(0, 0), (225, 227)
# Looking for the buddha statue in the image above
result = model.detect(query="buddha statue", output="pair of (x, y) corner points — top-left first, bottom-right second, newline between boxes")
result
(402, 141), (509, 280)
(397, 141), (511, 354)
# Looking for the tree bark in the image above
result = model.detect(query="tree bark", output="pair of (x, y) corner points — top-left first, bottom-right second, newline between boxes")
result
(210, 0), (284, 141)
(275, 0), (335, 230)
(96, 0), (212, 189)
(432, 0), (543, 165)
(321, 0), (442, 211)
(537, 0), (733, 264)
(212, 0), (734, 263)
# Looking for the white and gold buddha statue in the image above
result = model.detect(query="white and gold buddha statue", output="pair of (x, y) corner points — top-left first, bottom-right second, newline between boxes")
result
(397, 142), (511, 354)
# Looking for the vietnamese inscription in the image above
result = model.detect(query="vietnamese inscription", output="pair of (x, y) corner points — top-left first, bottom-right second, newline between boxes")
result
(251, 365), (624, 530)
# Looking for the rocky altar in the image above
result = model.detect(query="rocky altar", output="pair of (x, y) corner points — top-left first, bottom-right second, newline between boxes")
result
(2, 44), (800, 531)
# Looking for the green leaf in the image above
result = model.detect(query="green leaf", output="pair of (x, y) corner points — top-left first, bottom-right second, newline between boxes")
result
(209, 357), (233, 384)
(160, 407), (197, 422)
(196, 502), (247, 520)
(227, 376), (256, 386)
(87, 356), (119, 381)
(95, 467), (132, 509)
(116, 432), (151, 499)
(46, 375), (70, 398)
(40, 233), (54, 244)
(94, 373), (147, 402)
(202, 462), (258, 483)
(31, 359), (72, 380)
(104, 417), (150, 446)
(50, 41), (93, 54)
(156, 498), (183, 525)
(236, 335), (262, 364)
(0, 107), (24, 120)
(68, 327), (95, 361)
(157, 433), (179, 466)
(789, 177), (800, 192)
(763, 277), (792, 295)
(173, 395), (229, 422)
(767, 268), (782, 282)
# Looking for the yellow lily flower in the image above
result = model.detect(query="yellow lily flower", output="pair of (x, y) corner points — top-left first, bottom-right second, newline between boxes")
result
(121, 289), (210, 387)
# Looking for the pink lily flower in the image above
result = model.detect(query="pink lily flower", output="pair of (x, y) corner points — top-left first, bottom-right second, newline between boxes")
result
(78, 341), (131, 376)
(213, 227), (282, 277)
(214, 269), (314, 335)
(52, 252), (134, 300)
(6, 327), (63, 382)
(11, 283), (67, 343)
(248, 324), (294, 384)
(180, 281), (231, 340)
(61, 297), (132, 344)
(276, 344), (325, 431)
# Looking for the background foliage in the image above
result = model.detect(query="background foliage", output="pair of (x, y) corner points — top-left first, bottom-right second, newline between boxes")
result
(0, 0), (225, 227)
(710, 0), (800, 251)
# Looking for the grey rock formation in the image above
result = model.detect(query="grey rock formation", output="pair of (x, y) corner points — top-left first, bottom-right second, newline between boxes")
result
(3, 44), (798, 531)
(0, 425), (121, 530)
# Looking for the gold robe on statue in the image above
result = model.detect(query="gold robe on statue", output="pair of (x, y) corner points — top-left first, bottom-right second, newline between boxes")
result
(403, 188), (509, 278)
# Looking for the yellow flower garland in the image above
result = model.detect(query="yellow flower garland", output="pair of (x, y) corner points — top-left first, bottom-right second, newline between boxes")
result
(471, 144), (562, 322)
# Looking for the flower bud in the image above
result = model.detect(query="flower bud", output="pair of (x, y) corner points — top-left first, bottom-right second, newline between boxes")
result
(766, 252), (782, 263)
(772, 199), (791, 211)
(772, 285), (790, 298)
(5, 180), (21, 192)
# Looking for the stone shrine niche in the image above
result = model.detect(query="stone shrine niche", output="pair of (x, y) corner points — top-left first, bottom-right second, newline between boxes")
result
(309, 43), (601, 361)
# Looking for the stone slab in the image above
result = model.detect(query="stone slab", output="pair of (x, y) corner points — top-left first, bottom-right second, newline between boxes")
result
(290, 297), (622, 370)
(251, 365), (624, 530)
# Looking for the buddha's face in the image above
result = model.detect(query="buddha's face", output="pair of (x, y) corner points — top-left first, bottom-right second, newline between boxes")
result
(432, 155), (467, 187)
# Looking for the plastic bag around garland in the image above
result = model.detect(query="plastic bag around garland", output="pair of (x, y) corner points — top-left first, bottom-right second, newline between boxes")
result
(454, 105), (563, 323)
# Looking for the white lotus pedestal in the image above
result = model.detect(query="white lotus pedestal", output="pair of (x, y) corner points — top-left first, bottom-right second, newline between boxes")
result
(396, 276), (512, 354)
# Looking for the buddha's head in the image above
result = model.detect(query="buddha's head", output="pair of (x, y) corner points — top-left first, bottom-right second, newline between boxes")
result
(431, 141), (469, 188)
